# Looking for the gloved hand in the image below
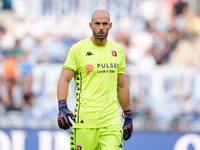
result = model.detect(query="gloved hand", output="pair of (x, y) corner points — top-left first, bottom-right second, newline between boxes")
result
(123, 110), (133, 141)
(57, 100), (75, 130)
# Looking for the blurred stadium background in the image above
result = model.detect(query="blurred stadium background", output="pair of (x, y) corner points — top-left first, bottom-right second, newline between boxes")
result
(0, 0), (200, 150)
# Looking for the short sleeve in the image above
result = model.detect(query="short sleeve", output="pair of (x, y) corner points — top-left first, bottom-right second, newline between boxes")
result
(63, 44), (78, 71)
(118, 47), (126, 74)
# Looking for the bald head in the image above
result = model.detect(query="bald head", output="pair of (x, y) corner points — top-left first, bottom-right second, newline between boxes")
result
(91, 9), (110, 22)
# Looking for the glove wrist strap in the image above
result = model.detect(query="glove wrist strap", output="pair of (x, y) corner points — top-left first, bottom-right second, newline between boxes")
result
(58, 99), (68, 111)
(123, 110), (132, 121)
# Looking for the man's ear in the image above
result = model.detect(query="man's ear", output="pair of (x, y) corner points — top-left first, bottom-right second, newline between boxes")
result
(89, 22), (92, 29)
(109, 22), (112, 30)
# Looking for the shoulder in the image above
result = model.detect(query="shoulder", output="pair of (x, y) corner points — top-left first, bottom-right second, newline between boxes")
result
(75, 38), (89, 47)
(69, 38), (89, 53)
(108, 40), (124, 52)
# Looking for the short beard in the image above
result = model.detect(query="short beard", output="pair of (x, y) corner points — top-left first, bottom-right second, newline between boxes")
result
(93, 30), (108, 41)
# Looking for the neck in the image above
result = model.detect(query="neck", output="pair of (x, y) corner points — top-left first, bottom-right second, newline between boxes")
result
(90, 36), (107, 46)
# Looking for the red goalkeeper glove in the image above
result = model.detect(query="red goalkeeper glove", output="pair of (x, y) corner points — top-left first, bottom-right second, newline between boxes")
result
(57, 100), (75, 130)
(123, 110), (133, 141)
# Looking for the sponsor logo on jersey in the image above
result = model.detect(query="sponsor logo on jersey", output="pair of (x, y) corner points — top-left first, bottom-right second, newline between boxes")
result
(86, 51), (94, 56)
(85, 64), (94, 74)
(96, 63), (119, 74)
(77, 144), (82, 150)
(111, 50), (117, 57)
(97, 63), (119, 68)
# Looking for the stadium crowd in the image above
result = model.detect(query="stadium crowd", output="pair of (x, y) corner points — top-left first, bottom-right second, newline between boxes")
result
(0, 0), (200, 131)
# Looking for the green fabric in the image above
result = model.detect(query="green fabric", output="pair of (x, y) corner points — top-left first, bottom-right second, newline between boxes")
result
(70, 125), (123, 150)
(63, 38), (126, 128)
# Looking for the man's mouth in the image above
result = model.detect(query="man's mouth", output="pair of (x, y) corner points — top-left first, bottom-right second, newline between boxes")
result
(98, 32), (105, 36)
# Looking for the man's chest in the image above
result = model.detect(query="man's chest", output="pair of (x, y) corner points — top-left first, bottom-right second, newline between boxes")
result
(77, 48), (120, 75)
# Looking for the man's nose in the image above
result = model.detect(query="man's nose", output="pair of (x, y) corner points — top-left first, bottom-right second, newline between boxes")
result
(100, 24), (103, 30)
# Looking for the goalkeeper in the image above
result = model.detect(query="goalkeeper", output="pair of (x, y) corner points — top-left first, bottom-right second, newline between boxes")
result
(57, 9), (133, 150)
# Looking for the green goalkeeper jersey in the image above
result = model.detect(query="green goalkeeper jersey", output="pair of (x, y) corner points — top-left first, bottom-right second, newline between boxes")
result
(63, 38), (126, 128)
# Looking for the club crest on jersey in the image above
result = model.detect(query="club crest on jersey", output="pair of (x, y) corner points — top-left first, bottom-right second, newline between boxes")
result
(77, 144), (82, 150)
(111, 50), (117, 57)
(85, 64), (94, 74)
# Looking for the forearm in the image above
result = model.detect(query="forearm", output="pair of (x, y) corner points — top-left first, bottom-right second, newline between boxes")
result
(117, 75), (131, 111)
(57, 68), (74, 102)
(57, 78), (69, 101)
